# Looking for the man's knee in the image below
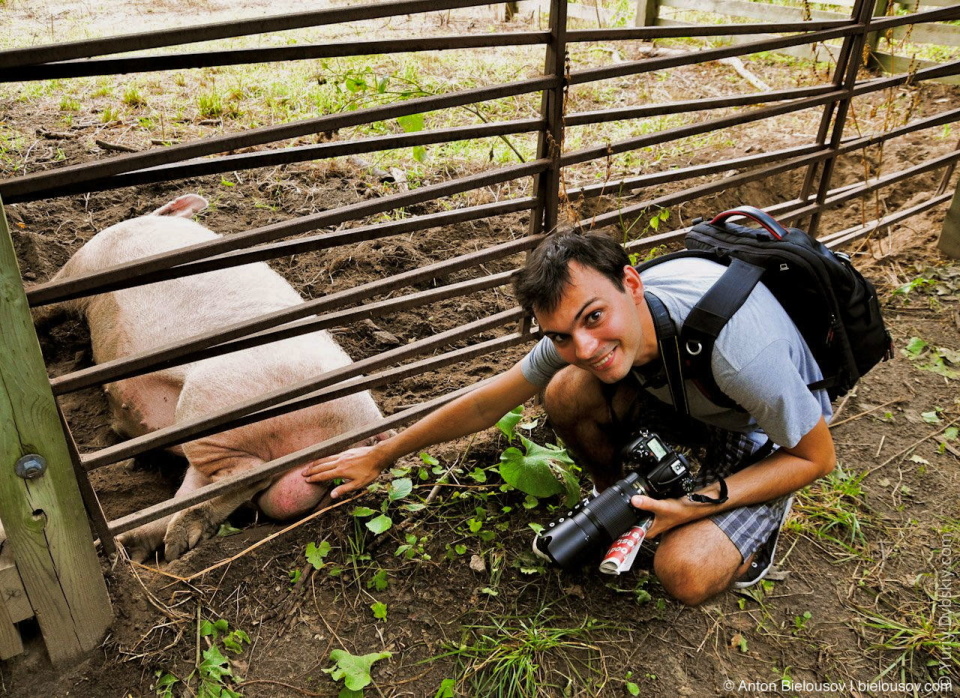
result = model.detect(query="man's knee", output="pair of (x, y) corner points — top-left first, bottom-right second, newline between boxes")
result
(543, 366), (606, 427)
(654, 522), (741, 606)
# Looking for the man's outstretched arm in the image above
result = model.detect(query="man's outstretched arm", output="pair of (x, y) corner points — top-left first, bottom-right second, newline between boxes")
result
(303, 362), (541, 498)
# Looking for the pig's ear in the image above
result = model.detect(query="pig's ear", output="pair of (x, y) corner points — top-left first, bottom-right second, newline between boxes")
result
(151, 194), (208, 218)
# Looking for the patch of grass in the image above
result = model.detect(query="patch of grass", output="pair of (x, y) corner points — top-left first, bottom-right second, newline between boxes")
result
(435, 609), (610, 697)
(789, 463), (870, 555)
(858, 598), (959, 683)
(197, 91), (225, 119)
(122, 85), (146, 108)
(59, 95), (80, 111)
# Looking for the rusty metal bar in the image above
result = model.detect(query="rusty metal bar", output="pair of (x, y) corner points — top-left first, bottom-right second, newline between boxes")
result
(105, 352), (523, 537)
(98, 327), (532, 494)
(807, 0), (877, 237)
(52, 234), (541, 394)
(2, 77), (556, 204)
(0, 0), (499, 70)
(852, 59), (960, 97)
(27, 159), (549, 306)
(81, 307), (525, 469)
(821, 150), (960, 210)
(527, 0), (567, 238)
(567, 25), (859, 86)
(561, 90), (845, 168)
(868, 5), (960, 30)
(8, 33), (550, 82)
(573, 106), (960, 206)
(822, 192), (954, 249)
(565, 85), (835, 127)
(567, 21), (850, 43)
(567, 145), (820, 202)
(581, 149), (834, 234)
(44, 199), (536, 322)
(32, 120), (545, 200)
(55, 262), (520, 396)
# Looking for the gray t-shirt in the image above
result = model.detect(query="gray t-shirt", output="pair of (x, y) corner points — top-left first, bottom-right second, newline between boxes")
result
(520, 257), (832, 448)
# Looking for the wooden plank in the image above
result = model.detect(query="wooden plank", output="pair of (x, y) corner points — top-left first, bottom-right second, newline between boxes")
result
(0, 197), (112, 666)
(635, 0), (659, 26)
(887, 21), (960, 48)
(656, 20), (843, 63)
(659, 0), (849, 23)
(938, 178), (960, 259)
(0, 545), (32, 623)
(872, 52), (960, 84)
(0, 592), (23, 661)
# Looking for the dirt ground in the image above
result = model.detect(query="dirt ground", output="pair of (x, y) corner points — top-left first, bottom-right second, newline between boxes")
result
(2, 3), (960, 697)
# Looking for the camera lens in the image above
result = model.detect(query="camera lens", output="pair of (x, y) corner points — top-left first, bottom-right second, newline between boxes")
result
(534, 472), (645, 567)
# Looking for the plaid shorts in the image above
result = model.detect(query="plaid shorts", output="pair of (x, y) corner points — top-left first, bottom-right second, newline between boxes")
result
(697, 428), (792, 561)
(607, 381), (793, 562)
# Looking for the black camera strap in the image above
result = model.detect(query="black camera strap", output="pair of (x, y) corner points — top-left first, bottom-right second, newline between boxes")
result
(644, 291), (689, 416)
(687, 477), (728, 505)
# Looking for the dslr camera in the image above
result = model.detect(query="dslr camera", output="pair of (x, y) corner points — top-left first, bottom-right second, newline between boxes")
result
(533, 430), (693, 568)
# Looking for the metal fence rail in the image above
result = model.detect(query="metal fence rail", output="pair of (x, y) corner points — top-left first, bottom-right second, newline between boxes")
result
(1, 0), (958, 573)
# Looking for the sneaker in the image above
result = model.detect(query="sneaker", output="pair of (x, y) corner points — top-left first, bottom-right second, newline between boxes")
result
(734, 495), (794, 589)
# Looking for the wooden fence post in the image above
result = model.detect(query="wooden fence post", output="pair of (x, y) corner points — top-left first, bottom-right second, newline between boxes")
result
(937, 179), (960, 259)
(864, 0), (893, 74)
(0, 196), (112, 664)
(635, 0), (659, 27)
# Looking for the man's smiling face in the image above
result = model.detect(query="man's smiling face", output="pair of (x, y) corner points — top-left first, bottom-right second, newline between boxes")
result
(534, 261), (657, 383)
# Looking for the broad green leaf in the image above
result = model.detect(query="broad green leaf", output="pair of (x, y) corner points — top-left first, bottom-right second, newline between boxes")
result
(367, 569), (389, 591)
(388, 477), (413, 501)
(325, 649), (392, 691)
(352, 506), (377, 518)
(496, 406), (525, 440)
(903, 337), (928, 357)
(922, 411), (942, 424)
(944, 427), (958, 441)
(366, 514), (393, 535)
(397, 113), (424, 133)
(420, 452), (439, 466)
(306, 541), (332, 570)
(199, 645), (233, 681)
(412, 145), (427, 162)
(371, 602), (387, 620)
(627, 681), (641, 696)
(497, 436), (574, 499)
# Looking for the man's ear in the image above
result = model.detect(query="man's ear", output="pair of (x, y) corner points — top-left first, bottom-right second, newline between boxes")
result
(622, 265), (644, 301)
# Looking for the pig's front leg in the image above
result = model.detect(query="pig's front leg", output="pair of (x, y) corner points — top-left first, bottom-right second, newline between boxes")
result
(118, 465), (208, 563)
(162, 480), (267, 561)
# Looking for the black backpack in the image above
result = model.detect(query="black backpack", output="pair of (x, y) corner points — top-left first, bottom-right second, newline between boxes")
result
(637, 206), (894, 415)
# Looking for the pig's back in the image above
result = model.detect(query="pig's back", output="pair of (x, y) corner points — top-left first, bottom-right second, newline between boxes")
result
(76, 216), (310, 359)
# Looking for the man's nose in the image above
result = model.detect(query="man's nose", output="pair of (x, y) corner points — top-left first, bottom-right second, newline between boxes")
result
(573, 331), (598, 360)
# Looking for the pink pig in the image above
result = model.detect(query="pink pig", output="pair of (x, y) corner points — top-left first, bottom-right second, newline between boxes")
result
(50, 194), (385, 562)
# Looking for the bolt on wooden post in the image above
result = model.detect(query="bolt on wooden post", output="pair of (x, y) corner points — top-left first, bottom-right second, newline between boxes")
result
(0, 195), (112, 664)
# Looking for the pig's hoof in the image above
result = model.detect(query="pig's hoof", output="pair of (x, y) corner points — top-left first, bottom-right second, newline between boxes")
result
(164, 504), (219, 561)
(117, 531), (159, 564)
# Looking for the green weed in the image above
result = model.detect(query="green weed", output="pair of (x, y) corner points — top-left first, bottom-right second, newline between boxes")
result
(790, 464), (870, 554)
(435, 610), (608, 697)
(324, 649), (392, 696)
(902, 337), (960, 380)
(123, 86), (146, 108)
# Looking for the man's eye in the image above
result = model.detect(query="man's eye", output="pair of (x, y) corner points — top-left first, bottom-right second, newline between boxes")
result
(549, 334), (569, 345)
(587, 310), (602, 323)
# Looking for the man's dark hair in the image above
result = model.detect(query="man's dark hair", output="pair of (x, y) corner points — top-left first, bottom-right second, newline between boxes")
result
(513, 231), (631, 314)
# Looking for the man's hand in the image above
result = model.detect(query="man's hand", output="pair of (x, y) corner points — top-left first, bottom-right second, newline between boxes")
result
(303, 446), (389, 499)
(630, 495), (700, 539)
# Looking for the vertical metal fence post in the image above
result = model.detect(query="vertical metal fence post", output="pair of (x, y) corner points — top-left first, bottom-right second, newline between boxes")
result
(804, 0), (875, 237)
(528, 0), (568, 239)
(938, 177), (960, 259)
(0, 195), (112, 664)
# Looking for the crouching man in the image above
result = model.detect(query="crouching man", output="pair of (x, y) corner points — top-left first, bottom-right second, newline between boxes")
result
(303, 231), (836, 605)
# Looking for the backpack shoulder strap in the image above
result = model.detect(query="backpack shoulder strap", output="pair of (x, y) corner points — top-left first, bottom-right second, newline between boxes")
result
(644, 291), (689, 416)
(680, 258), (765, 409)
